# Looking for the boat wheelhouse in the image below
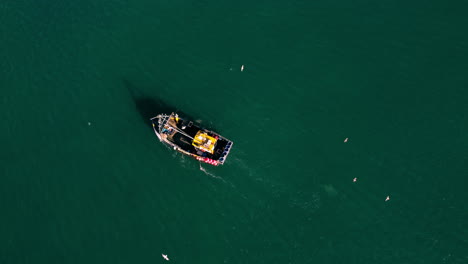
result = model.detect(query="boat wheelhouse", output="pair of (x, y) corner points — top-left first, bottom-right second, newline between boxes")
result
(151, 113), (233, 166)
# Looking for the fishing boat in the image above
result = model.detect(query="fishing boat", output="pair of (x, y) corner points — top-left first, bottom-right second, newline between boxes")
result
(151, 113), (233, 166)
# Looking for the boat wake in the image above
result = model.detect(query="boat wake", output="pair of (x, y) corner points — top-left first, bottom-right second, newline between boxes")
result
(199, 163), (223, 180)
(198, 163), (241, 192)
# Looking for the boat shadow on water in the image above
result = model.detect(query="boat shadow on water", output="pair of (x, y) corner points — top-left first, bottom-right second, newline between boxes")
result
(124, 79), (218, 132)
(124, 79), (195, 126)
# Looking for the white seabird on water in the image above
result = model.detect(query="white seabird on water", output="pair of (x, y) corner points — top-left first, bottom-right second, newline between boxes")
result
(162, 254), (169, 261)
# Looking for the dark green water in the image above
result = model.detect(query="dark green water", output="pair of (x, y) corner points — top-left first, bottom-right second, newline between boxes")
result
(1, 0), (467, 263)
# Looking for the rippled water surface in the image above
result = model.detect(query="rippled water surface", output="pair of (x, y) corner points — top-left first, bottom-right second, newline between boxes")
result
(1, 0), (467, 263)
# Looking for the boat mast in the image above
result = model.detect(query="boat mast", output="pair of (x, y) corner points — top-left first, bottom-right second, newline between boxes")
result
(171, 125), (193, 140)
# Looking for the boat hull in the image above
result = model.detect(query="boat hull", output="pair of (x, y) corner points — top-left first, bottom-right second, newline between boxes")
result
(151, 113), (233, 166)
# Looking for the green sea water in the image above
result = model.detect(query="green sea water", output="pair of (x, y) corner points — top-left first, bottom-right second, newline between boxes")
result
(1, 0), (467, 263)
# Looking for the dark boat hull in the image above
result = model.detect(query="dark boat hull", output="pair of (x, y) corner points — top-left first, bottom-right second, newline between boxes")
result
(151, 113), (233, 166)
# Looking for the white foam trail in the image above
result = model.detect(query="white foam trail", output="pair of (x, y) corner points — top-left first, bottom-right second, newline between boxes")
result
(199, 163), (223, 180)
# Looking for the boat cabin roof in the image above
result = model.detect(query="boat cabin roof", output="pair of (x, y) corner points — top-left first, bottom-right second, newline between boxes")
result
(192, 131), (217, 154)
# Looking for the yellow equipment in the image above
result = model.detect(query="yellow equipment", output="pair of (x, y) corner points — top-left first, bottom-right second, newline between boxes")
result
(192, 131), (217, 154)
